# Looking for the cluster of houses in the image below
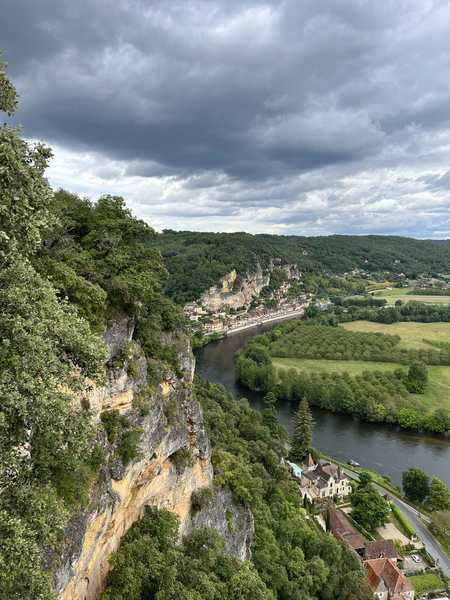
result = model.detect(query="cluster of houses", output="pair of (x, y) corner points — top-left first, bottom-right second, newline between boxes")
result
(184, 293), (312, 335)
(295, 455), (416, 600)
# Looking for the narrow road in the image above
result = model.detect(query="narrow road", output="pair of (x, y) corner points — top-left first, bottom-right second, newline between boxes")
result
(342, 469), (450, 577)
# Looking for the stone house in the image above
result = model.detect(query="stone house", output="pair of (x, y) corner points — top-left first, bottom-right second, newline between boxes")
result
(300, 455), (352, 499)
(364, 557), (414, 600)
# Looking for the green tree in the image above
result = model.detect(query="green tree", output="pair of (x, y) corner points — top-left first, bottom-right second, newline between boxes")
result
(0, 58), (108, 599)
(408, 360), (428, 384)
(350, 484), (390, 531)
(359, 471), (373, 485)
(402, 467), (430, 503)
(430, 477), (450, 511)
(290, 398), (315, 461)
(262, 393), (280, 439)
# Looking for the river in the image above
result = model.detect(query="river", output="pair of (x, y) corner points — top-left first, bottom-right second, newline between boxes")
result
(194, 317), (450, 488)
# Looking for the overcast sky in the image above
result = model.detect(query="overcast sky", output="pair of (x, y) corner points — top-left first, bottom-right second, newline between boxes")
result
(2, 0), (450, 237)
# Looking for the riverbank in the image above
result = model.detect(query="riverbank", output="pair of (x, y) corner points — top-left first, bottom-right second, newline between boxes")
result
(192, 309), (304, 348)
(193, 315), (450, 489)
(225, 309), (304, 335)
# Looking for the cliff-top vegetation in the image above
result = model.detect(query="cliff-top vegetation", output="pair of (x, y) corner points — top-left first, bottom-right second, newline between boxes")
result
(147, 228), (450, 304)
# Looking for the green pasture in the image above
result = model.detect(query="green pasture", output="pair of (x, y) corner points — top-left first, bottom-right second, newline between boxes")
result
(273, 357), (450, 412)
(373, 288), (450, 305)
(408, 574), (442, 595)
(341, 321), (450, 350)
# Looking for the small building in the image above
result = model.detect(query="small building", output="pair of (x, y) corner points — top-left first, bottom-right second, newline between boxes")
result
(395, 260), (401, 264)
(383, 493), (394, 506)
(363, 540), (402, 563)
(364, 557), (414, 599)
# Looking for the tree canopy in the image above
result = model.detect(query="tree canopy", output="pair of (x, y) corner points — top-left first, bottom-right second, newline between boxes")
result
(402, 467), (430, 503)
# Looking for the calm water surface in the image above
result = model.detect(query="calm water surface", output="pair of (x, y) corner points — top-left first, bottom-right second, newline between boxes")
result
(194, 318), (450, 488)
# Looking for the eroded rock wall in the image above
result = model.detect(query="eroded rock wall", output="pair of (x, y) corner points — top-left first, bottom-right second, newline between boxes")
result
(54, 320), (251, 600)
(199, 263), (301, 312)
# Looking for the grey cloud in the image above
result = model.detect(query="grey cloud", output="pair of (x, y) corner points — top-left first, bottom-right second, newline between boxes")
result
(2, 0), (450, 236)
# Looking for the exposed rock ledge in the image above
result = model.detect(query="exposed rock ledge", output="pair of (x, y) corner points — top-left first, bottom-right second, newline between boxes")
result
(53, 319), (252, 600)
(199, 262), (301, 311)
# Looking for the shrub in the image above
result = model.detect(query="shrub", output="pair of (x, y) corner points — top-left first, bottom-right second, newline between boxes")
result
(171, 448), (194, 471)
(392, 505), (416, 538)
(191, 486), (214, 516)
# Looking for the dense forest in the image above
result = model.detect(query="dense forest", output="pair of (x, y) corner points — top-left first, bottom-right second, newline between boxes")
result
(148, 229), (450, 304)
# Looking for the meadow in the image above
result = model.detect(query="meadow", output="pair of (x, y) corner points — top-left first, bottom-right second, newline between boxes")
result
(273, 358), (450, 412)
(373, 288), (450, 305)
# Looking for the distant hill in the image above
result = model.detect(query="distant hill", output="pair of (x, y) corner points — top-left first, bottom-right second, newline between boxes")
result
(424, 239), (450, 244)
(148, 231), (450, 304)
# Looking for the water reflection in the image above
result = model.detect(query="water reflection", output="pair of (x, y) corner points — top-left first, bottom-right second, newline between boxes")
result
(194, 318), (450, 487)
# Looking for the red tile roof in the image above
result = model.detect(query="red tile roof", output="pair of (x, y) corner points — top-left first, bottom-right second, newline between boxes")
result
(364, 558), (414, 595)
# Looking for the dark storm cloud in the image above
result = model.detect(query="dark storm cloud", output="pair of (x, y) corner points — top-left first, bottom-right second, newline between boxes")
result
(2, 0), (450, 235)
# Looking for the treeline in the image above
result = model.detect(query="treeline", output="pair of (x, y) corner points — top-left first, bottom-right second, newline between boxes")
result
(145, 229), (450, 304)
(148, 229), (450, 304)
(267, 324), (450, 366)
(330, 296), (387, 307)
(408, 288), (450, 295)
(235, 341), (450, 434)
(311, 299), (450, 326)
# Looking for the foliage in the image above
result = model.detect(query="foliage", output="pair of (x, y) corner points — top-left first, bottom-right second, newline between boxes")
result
(358, 471), (373, 485)
(290, 398), (315, 462)
(262, 393), (281, 440)
(170, 448), (194, 471)
(100, 410), (143, 464)
(148, 230), (450, 304)
(430, 477), (450, 511)
(102, 506), (272, 600)
(191, 486), (215, 516)
(390, 506), (417, 539)
(267, 323), (448, 366)
(408, 574), (442, 595)
(350, 485), (390, 531)
(402, 467), (430, 503)
(0, 60), (109, 599)
(193, 376), (375, 600)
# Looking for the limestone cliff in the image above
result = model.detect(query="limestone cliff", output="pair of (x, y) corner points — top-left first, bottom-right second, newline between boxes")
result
(199, 262), (301, 311)
(53, 319), (252, 600)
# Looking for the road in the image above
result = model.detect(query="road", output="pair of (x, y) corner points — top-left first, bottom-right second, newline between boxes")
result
(342, 469), (450, 577)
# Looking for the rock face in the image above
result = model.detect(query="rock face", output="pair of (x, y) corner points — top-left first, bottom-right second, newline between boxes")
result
(188, 487), (254, 561)
(200, 267), (269, 311)
(199, 263), (301, 312)
(54, 320), (252, 600)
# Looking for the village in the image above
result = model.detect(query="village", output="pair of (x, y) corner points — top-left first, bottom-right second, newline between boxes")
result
(183, 280), (313, 336)
(289, 454), (447, 600)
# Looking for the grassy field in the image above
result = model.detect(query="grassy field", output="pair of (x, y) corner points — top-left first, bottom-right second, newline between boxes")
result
(341, 321), (450, 350)
(273, 358), (450, 411)
(408, 574), (442, 595)
(373, 288), (450, 305)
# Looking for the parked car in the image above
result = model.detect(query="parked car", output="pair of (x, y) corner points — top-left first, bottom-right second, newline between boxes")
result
(411, 555), (420, 563)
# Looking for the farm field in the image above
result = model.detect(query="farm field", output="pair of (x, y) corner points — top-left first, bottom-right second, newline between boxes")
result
(272, 358), (450, 412)
(340, 321), (450, 350)
(373, 289), (450, 305)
